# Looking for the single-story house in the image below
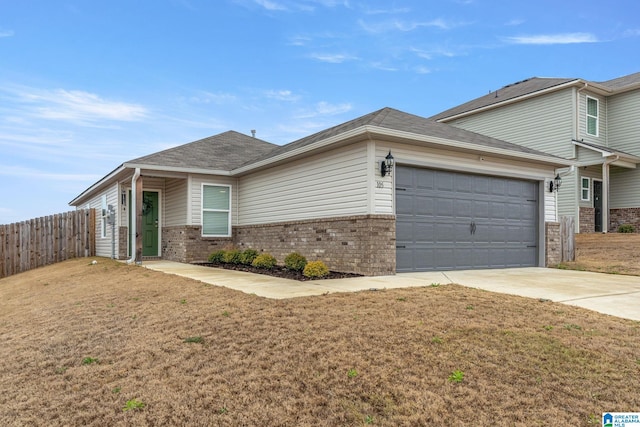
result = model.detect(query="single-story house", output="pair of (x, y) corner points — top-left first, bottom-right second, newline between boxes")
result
(70, 107), (571, 275)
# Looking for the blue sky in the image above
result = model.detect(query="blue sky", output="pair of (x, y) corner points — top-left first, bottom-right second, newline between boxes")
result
(1, 0), (639, 223)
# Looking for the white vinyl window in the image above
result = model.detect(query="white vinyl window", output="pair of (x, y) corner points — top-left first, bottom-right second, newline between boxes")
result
(581, 177), (590, 202)
(202, 184), (231, 236)
(586, 96), (599, 136)
(101, 194), (107, 238)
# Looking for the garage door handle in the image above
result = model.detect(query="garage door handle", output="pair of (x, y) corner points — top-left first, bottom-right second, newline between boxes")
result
(470, 222), (477, 235)
(396, 245), (406, 249)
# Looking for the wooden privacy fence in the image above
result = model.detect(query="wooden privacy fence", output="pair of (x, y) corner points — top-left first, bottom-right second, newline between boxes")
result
(0, 209), (96, 279)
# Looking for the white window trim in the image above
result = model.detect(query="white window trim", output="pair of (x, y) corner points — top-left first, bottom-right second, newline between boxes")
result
(580, 177), (591, 202)
(586, 96), (599, 137)
(201, 183), (232, 237)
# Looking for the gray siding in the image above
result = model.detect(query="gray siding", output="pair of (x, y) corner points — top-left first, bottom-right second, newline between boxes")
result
(87, 183), (119, 258)
(578, 166), (602, 209)
(238, 143), (369, 225)
(608, 88), (640, 155)
(557, 169), (578, 230)
(448, 88), (575, 158)
(578, 90), (607, 146)
(165, 178), (188, 226)
(611, 167), (640, 208)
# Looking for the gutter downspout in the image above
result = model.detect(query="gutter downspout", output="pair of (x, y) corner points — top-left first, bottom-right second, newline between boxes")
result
(602, 156), (618, 233)
(127, 168), (141, 264)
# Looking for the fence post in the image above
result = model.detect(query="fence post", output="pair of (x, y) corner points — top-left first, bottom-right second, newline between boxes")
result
(560, 216), (575, 262)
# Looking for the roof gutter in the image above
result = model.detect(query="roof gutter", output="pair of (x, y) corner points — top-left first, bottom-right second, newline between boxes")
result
(123, 163), (231, 176)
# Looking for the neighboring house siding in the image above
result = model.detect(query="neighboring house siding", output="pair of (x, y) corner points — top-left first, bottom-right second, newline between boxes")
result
(557, 170), (578, 226)
(447, 88), (575, 159)
(578, 166), (602, 209)
(577, 91), (607, 146)
(189, 174), (237, 227)
(575, 146), (605, 164)
(608, 88), (640, 155)
(165, 178), (188, 226)
(238, 143), (369, 225)
(611, 167), (640, 208)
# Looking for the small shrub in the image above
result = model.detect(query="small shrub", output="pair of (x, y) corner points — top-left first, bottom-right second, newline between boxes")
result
(347, 368), (358, 378)
(252, 253), (277, 269)
(303, 260), (329, 278)
(618, 224), (636, 233)
(240, 249), (259, 265)
(284, 252), (307, 271)
(223, 249), (242, 264)
(208, 250), (226, 263)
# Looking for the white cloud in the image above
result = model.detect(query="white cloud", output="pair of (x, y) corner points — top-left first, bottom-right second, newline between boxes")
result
(254, 0), (287, 10)
(294, 101), (352, 118)
(3, 86), (148, 124)
(0, 29), (14, 37)
(187, 91), (237, 104)
(0, 164), (100, 182)
(359, 18), (463, 33)
(505, 32), (598, 45)
(264, 89), (300, 102)
(308, 52), (358, 63)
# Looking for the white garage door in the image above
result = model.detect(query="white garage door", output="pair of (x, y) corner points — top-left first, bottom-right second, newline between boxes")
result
(396, 166), (539, 272)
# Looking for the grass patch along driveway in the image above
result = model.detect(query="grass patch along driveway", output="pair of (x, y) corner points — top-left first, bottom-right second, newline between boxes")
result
(1, 258), (639, 426)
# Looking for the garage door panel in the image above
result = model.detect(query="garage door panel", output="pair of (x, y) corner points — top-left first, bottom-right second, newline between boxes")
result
(396, 166), (539, 272)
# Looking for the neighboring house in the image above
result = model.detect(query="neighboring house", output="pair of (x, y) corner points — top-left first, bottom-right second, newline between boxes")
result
(70, 107), (570, 275)
(431, 72), (640, 234)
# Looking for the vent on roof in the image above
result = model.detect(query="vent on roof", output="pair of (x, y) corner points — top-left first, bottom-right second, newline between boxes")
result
(503, 78), (532, 89)
(251, 129), (256, 138)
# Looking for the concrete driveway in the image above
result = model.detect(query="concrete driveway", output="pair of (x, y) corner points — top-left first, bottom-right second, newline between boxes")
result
(143, 261), (640, 321)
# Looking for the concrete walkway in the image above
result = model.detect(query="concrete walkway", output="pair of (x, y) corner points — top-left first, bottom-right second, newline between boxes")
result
(143, 261), (640, 321)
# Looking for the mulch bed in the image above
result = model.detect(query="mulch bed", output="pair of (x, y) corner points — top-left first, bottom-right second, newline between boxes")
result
(194, 262), (363, 281)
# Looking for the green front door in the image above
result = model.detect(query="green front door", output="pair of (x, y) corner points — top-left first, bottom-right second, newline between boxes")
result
(142, 191), (159, 256)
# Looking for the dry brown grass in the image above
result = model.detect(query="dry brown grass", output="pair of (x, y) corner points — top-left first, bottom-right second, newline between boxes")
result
(1, 258), (639, 426)
(559, 233), (640, 275)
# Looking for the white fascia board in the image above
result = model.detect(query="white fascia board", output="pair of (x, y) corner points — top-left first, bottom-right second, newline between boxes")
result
(437, 80), (583, 123)
(123, 163), (231, 176)
(366, 126), (574, 167)
(68, 164), (127, 206)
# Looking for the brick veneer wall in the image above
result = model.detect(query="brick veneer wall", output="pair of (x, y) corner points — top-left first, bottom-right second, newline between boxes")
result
(609, 208), (640, 233)
(118, 226), (128, 260)
(579, 207), (595, 233)
(162, 226), (232, 263)
(233, 215), (396, 276)
(545, 222), (561, 266)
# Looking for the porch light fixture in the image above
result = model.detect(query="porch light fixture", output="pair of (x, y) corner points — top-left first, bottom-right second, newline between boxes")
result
(549, 174), (562, 193)
(381, 151), (395, 177)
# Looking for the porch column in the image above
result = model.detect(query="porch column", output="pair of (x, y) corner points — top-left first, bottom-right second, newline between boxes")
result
(602, 162), (609, 233)
(135, 174), (144, 262)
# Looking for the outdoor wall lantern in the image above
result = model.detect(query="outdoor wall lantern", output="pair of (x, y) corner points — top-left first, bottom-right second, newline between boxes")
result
(549, 174), (562, 193)
(381, 151), (395, 177)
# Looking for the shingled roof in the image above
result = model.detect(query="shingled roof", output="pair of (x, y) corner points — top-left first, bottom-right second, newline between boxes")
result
(126, 130), (277, 171)
(244, 107), (561, 166)
(430, 77), (577, 121)
(431, 71), (640, 122)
